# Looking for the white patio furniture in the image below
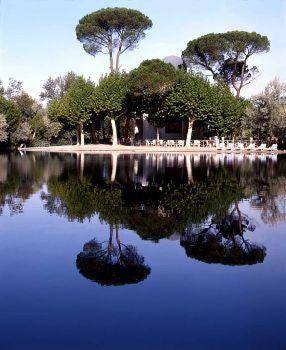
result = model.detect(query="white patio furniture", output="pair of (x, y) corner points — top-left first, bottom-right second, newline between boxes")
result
(151, 139), (157, 146)
(216, 142), (225, 151)
(178, 140), (185, 147)
(193, 140), (200, 147)
(257, 143), (267, 152)
(226, 143), (235, 152)
(158, 139), (164, 146)
(145, 140), (150, 147)
(169, 140), (175, 147)
(269, 144), (278, 152)
(235, 142), (245, 152)
(246, 143), (256, 151)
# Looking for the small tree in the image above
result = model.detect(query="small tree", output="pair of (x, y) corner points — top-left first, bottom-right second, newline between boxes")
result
(128, 59), (178, 140)
(0, 95), (21, 141)
(182, 31), (270, 97)
(0, 115), (8, 143)
(76, 7), (152, 72)
(40, 72), (77, 102)
(55, 77), (95, 145)
(244, 79), (286, 145)
(4, 78), (23, 100)
(11, 121), (32, 145)
(209, 83), (249, 138)
(90, 73), (129, 146)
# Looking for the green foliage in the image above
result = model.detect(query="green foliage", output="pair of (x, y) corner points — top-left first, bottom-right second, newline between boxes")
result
(182, 31), (270, 96)
(0, 115), (8, 143)
(165, 72), (247, 136)
(128, 59), (178, 128)
(40, 72), (77, 102)
(90, 73), (129, 121)
(165, 72), (213, 121)
(0, 95), (21, 134)
(244, 79), (286, 144)
(56, 76), (95, 126)
(76, 7), (152, 72)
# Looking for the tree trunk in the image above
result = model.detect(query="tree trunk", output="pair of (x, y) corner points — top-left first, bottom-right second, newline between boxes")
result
(76, 125), (80, 145)
(78, 122), (84, 146)
(115, 46), (122, 73)
(110, 153), (118, 182)
(108, 40), (114, 73)
(156, 128), (160, 141)
(77, 153), (85, 180)
(185, 118), (195, 147)
(111, 118), (117, 146)
(185, 154), (194, 184)
(115, 225), (121, 253)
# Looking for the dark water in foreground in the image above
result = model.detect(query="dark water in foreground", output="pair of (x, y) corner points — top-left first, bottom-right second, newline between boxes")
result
(0, 152), (286, 350)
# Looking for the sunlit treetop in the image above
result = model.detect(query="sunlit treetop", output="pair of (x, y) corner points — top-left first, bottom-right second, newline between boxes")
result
(182, 31), (270, 97)
(76, 7), (153, 72)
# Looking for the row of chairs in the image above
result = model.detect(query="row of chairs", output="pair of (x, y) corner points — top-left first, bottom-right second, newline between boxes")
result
(217, 142), (278, 152)
(133, 139), (279, 152)
(144, 139), (185, 147)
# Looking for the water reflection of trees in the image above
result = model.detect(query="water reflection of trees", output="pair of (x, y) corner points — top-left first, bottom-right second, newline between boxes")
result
(2, 152), (286, 271)
(180, 203), (266, 265)
(0, 153), (63, 215)
(76, 226), (151, 286)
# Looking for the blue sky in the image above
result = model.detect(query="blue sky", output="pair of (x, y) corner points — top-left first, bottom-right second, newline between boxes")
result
(0, 0), (285, 99)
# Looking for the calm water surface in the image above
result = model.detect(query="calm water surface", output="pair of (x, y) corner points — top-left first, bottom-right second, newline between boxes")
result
(0, 152), (286, 350)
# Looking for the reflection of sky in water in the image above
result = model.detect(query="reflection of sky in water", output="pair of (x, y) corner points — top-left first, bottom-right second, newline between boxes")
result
(0, 153), (286, 349)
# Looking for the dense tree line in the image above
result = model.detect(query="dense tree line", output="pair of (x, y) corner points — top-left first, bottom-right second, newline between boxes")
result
(1, 6), (284, 149)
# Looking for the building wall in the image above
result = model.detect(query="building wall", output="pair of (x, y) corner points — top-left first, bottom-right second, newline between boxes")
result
(141, 118), (184, 140)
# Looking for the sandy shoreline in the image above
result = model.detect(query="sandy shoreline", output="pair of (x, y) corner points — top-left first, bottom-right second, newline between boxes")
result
(18, 144), (286, 155)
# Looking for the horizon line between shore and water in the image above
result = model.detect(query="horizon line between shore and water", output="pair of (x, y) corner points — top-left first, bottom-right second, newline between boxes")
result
(17, 144), (286, 155)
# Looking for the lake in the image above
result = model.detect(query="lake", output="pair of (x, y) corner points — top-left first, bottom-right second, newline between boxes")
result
(0, 152), (286, 350)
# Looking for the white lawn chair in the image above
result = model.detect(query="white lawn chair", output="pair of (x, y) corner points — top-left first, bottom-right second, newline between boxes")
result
(145, 140), (150, 147)
(151, 139), (157, 146)
(178, 140), (185, 147)
(235, 142), (245, 152)
(216, 142), (225, 151)
(246, 143), (256, 151)
(257, 143), (267, 152)
(158, 139), (164, 146)
(193, 140), (200, 147)
(226, 143), (235, 152)
(169, 140), (175, 147)
(269, 144), (278, 152)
